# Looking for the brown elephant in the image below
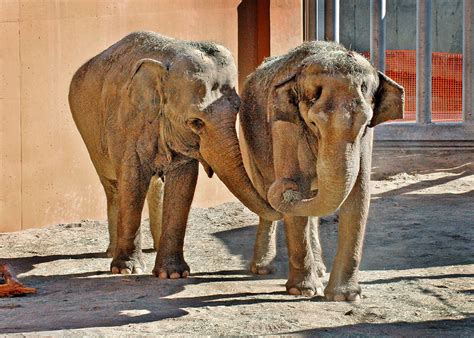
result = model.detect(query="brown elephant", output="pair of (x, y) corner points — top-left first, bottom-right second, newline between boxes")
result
(69, 31), (280, 277)
(239, 41), (404, 300)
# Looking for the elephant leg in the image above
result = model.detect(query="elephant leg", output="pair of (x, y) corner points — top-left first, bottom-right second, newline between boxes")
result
(284, 215), (324, 297)
(324, 134), (372, 301)
(110, 159), (151, 274)
(100, 176), (119, 258)
(308, 216), (326, 277)
(153, 160), (198, 279)
(250, 217), (277, 275)
(147, 175), (164, 251)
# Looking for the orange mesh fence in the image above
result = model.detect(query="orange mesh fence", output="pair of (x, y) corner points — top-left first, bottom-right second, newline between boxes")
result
(362, 50), (463, 122)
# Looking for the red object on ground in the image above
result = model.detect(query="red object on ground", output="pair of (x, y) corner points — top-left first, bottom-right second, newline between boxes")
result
(0, 263), (36, 297)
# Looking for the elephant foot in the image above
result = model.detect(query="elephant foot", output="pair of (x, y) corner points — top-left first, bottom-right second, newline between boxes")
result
(153, 253), (190, 279)
(315, 260), (327, 277)
(324, 281), (361, 302)
(286, 269), (323, 297)
(110, 253), (144, 274)
(106, 244), (115, 258)
(267, 179), (302, 212)
(250, 260), (275, 275)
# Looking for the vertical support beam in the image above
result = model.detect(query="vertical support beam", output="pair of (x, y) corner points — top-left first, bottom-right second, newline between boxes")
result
(317, 0), (325, 40)
(333, 0), (339, 42)
(370, 0), (386, 72)
(463, 0), (474, 123)
(237, 0), (270, 91)
(303, 0), (316, 41)
(416, 0), (432, 125)
(304, 0), (330, 42)
(324, 0), (339, 42)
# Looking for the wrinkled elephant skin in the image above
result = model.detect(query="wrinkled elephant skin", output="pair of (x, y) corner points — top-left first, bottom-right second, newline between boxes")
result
(69, 32), (279, 278)
(239, 41), (404, 300)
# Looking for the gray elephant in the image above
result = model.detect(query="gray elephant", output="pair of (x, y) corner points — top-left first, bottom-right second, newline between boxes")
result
(240, 41), (404, 300)
(69, 31), (280, 277)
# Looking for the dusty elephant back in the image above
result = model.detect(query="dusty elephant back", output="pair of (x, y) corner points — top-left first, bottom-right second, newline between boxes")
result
(68, 31), (233, 179)
(239, 43), (329, 145)
(69, 32), (180, 123)
(241, 40), (353, 115)
(69, 31), (234, 129)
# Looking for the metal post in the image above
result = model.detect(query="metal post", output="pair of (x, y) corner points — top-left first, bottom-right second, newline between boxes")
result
(332, 0), (339, 43)
(303, 0), (317, 41)
(463, 0), (474, 123)
(324, 0), (339, 42)
(317, 0), (325, 40)
(370, 0), (386, 71)
(416, 0), (432, 125)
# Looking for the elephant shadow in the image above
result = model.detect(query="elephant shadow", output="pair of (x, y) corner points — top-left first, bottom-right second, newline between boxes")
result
(213, 220), (289, 279)
(213, 190), (474, 272)
(0, 254), (295, 333)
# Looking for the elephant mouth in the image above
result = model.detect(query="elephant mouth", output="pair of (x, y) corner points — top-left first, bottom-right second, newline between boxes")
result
(198, 158), (214, 178)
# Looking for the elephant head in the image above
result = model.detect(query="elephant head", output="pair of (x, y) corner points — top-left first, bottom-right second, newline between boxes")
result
(126, 42), (280, 221)
(266, 44), (404, 216)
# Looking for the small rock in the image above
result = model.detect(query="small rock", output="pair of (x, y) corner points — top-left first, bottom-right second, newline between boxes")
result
(434, 284), (449, 289)
(64, 223), (82, 229)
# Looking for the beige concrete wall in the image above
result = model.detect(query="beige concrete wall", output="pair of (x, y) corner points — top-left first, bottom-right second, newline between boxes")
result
(0, 0), (303, 233)
(270, 0), (303, 56)
(0, 1), (22, 232)
(0, 0), (243, 232)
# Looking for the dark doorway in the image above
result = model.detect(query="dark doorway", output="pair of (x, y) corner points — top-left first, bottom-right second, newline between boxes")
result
(237, 0), (270, 91)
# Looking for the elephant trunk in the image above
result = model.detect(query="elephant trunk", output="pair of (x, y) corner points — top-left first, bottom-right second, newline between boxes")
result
(269, 141), (360, 217)
(199, 120), (281, 221)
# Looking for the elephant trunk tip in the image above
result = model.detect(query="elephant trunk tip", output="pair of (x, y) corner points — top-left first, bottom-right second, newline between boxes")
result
(282, 190), (302, 203)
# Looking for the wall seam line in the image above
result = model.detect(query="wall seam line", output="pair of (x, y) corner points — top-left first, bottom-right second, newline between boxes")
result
(18, 0), (23, 231)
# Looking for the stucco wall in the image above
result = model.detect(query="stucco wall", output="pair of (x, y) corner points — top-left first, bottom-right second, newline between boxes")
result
(0, 0), (244, 232)
(270, 0), (302, 56)
(0, 0), (303, 232)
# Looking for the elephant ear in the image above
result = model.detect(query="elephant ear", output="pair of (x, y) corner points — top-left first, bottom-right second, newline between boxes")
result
(127, 58), (168, 120)
(268, 73), (299, 124)
(369, 71), (405, 127)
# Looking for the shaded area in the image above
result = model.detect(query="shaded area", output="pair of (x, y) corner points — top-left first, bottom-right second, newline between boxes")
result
(372, 171), (472, 197)
(285, 317), (474, 336)
(212, 151), (474, 273)
(0, 268), (307, 333)
(362, 273), (474, 285)
(213, 220), (289, 278)
(371, 150), (474, 178)
(0, 266), (471, 334)
(0, 252), (108, 277)
(214, 191), (473, 272)
(0, 249), (155, 277)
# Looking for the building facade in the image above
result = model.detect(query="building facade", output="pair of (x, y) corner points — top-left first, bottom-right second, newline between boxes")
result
(0, 0), (302, 232)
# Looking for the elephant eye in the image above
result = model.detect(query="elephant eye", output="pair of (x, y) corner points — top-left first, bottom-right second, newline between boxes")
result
(309, 87), (322, 105)
(361, 82), (368, 94)
(211, 82), (219, 91)
(187, 118), (205, 134)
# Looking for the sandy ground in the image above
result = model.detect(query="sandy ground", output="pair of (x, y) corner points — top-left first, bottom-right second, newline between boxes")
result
(1, 149), (473, 336)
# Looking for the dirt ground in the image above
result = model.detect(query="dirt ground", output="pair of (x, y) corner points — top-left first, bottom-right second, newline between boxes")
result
(1, 149), (473, 336)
